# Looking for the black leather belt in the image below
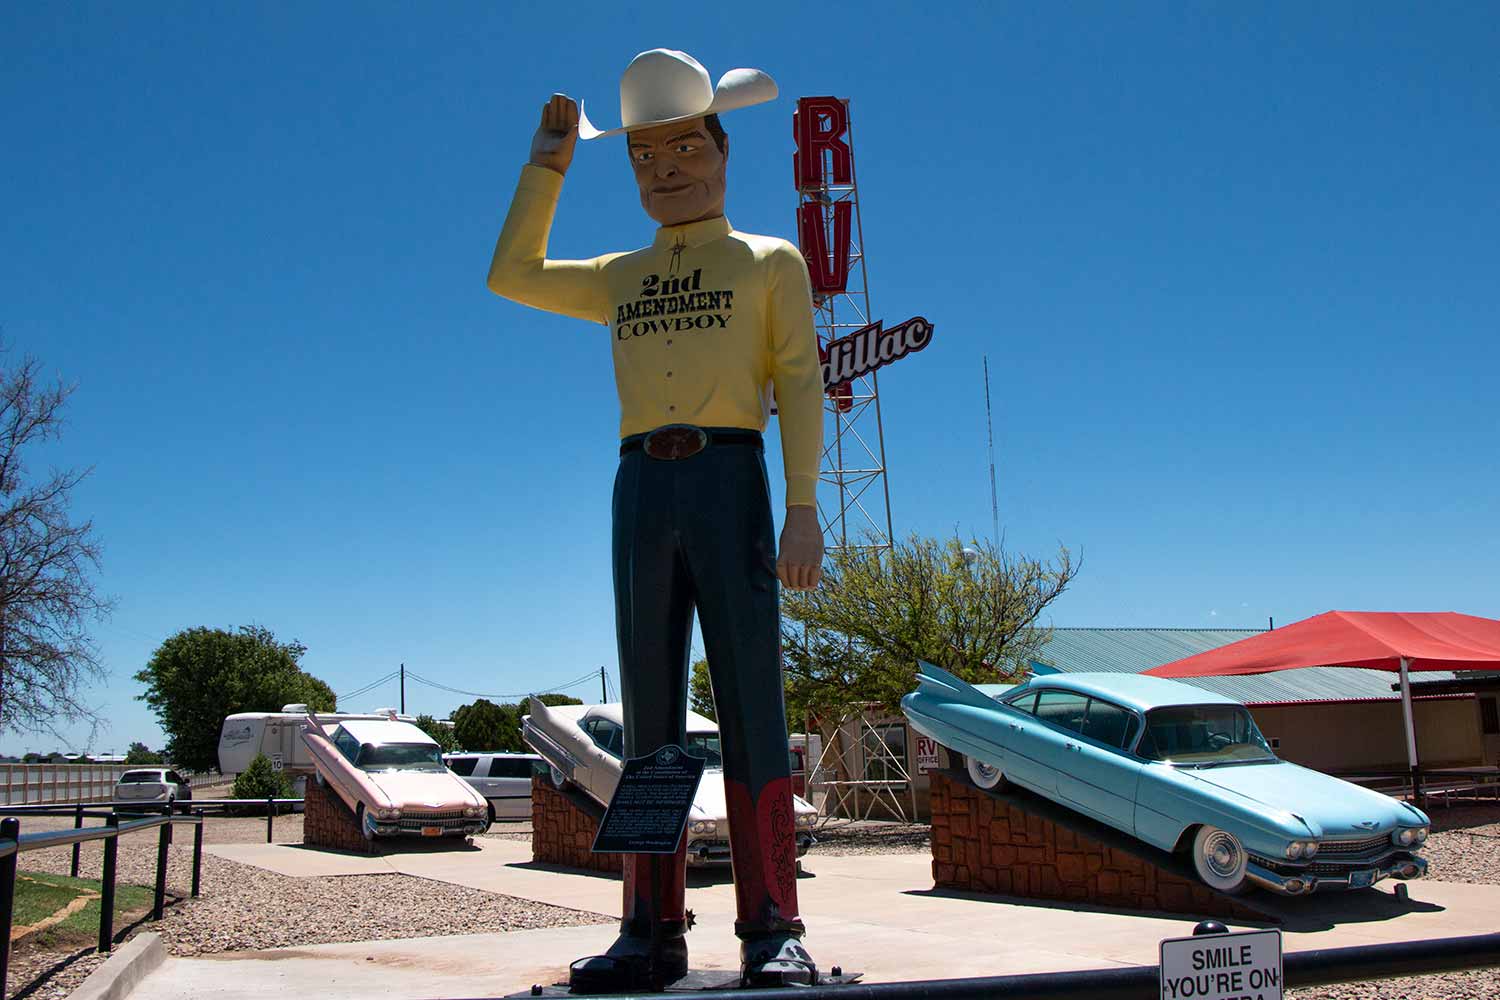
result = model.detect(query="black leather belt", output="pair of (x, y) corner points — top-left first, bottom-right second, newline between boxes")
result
(620, 425), (763, 460)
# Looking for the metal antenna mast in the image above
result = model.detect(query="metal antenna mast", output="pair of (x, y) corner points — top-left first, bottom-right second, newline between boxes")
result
(983, 355), (1000, 544)
(800, 100), (894, 554)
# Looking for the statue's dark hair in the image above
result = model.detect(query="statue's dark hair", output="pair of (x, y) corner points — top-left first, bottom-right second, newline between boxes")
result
(703, 114), (728, 155)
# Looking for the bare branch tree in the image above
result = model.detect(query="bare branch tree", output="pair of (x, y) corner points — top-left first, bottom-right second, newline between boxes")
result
(0, 345), (113, 740)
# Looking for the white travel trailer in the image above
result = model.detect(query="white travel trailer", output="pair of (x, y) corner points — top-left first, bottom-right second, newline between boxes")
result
(217, 705), (418, 776)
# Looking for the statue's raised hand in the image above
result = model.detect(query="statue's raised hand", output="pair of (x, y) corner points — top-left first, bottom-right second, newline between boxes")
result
(530, 93), (580, 176)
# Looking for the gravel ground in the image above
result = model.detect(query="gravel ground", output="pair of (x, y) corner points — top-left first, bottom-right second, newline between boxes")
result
(811, 819), (932, 855)
(2, 811), (605, 1000)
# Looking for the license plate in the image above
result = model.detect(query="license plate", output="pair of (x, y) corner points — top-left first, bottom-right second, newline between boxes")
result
(421, 826), (442, 837)
(1350, 869), (1376, 888)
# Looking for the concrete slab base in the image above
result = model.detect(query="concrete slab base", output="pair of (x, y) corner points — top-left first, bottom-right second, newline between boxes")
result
(147, 839), (1500, 1000)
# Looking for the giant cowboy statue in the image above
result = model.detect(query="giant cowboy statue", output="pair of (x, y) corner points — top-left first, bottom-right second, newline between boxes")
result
(486, 50), (825, 990)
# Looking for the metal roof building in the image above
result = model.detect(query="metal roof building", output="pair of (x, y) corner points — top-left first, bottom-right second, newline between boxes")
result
(1028, 628), (1461, 706)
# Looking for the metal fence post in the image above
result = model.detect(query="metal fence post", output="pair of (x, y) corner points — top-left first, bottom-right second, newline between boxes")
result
(99, 813), (119, 952)
(266, 795), (274, 843)
(0, 817), (19, 1000)
(70, 801), (84, 877)
(192, 811), (204, 898)
(152, 814), (171, 920)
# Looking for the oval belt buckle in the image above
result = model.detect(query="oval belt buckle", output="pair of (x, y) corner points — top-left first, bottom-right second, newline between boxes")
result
(644, 424), (709, 460)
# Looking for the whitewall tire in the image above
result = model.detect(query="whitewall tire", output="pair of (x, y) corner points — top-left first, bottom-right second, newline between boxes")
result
(1191, 825), (1249, 894)
(965, 755), (1008, 791)
(549, 765), (568, 790)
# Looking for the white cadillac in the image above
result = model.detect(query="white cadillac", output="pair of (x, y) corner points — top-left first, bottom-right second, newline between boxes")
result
(522, 699), (818, 866)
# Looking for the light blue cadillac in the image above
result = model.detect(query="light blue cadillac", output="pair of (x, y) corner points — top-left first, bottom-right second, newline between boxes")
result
(902, 662), (1430, 896)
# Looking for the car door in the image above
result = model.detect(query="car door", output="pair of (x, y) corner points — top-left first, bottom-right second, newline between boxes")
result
(1020, 690), (1091, 795)
(1054, 698), (1143, 831)
(1002, 692), (1086, 791)
(488, 757), (535, 819)
(988, 690), (1049, 790)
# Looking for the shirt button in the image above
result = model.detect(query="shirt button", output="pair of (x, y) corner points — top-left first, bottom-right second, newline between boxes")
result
(666, 339), (673, 347)
(666, 371), (673, 378)
(668, 405), (677, 413)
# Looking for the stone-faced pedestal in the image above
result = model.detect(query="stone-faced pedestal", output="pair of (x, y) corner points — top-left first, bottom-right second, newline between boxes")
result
(302, 775), (377, 854)
(929, 771), (1270, 922)
(530, 775), (624, 875)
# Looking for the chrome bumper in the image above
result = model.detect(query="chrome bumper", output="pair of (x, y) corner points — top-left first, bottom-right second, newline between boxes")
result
(369, 819), (489, 838)
(688, 833), (816, 866)
(1247, 853), (1427, 896)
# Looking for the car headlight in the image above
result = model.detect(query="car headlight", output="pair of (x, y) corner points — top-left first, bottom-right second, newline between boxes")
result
(796, 813), (818, 829)
(689, 819), (718, 836)
(1304, 840), (1319, 857)
(1285, 842), (1304, 860)
(466, 806), (482, 818)
(1394, 827), (1417, 847)
(1415, 827), (1429, 844)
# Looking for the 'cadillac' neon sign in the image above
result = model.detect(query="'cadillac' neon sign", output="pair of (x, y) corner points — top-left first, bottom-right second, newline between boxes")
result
(794, 96), (933, 403)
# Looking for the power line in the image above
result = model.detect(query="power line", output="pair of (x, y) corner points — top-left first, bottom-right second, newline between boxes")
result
(402, 668), (600, 703)
(337, 670), (400, 703)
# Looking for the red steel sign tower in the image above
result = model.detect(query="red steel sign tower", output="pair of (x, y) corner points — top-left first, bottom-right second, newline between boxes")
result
(793, 97), (896, 554)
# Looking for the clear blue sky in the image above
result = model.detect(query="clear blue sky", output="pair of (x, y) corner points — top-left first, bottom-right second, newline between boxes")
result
(2, 3), (1496, 755)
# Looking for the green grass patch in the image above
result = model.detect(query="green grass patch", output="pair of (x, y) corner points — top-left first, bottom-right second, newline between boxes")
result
(13, 871), (157, 947)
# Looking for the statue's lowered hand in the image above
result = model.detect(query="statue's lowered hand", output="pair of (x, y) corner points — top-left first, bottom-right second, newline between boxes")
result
(777, 506), (824, 592)
(530, 93), (580, 176)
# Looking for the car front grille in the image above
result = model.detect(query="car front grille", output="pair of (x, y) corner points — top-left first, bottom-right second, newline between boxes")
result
(397, 810), (470, 832)
(1318, 834), (1391, 858)
(1252, 851), (1402, 876)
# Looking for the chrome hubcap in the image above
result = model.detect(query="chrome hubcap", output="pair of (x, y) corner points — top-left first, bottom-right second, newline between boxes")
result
(974, 762), (998, 780)
(1202, 831), (1242, 877)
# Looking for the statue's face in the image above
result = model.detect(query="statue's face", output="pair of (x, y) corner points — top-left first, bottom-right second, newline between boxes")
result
(627, 116), (727, 227)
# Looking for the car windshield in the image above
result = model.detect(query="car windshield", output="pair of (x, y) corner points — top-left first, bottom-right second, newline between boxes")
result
(685, 732), (722, 769)
(356, 743), (445, 772)
(1138, 706), (1278, 765)
(118, 772), (163, 783)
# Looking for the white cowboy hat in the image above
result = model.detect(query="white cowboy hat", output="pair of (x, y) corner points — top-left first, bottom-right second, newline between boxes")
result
(578, 49), (777, 141)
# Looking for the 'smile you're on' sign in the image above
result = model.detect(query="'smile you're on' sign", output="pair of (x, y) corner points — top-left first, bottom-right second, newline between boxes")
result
(1159, 929), (1283, 1000)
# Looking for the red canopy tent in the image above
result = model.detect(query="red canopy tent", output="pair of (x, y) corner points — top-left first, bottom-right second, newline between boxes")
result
(1146, 611), (1500, 779)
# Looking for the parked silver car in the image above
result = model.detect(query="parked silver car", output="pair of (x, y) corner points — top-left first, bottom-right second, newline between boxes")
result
(443, 752), (543, 822)
(113, 768), (192, 810)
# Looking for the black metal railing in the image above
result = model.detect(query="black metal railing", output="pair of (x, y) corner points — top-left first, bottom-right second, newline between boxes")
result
(0, 796), (302, 998)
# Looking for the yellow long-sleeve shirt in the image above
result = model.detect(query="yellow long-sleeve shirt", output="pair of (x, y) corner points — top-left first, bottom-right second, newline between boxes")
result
(486, 165), (824, 508)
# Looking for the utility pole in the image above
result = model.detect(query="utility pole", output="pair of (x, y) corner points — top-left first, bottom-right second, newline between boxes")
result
(399, 663), (405, 714)
(600, 666), (608, 703)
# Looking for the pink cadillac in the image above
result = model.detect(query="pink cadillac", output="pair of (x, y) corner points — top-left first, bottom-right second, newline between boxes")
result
(301, 714), (490, 840)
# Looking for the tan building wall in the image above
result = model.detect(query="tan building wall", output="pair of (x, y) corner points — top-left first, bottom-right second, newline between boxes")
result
(1248, 698), (1484, 772)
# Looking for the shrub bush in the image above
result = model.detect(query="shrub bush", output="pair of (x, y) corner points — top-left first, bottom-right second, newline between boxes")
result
(231, 752), (292, 806)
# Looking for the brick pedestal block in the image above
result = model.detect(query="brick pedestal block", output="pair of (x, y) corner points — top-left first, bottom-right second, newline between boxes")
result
(531, 775), (624, 875)
(930, 771), (1270, 921)
(303, 775), (377, 854)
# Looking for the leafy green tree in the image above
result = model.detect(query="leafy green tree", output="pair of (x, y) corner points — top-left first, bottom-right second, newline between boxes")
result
(124, 742), (164, 764)
(134, 625), (335, 773)
(451, 699), (516, 751)
(231, 752), (292, 800)
(449, 693), (584, 752)
(782, 533), (1077, 719)
(413, 714), (457, 752)
(689, 659), (716, 721)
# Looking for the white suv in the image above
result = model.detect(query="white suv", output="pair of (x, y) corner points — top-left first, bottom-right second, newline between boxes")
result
(443, 753), (541, 822)
(114, 768), (192, 810)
